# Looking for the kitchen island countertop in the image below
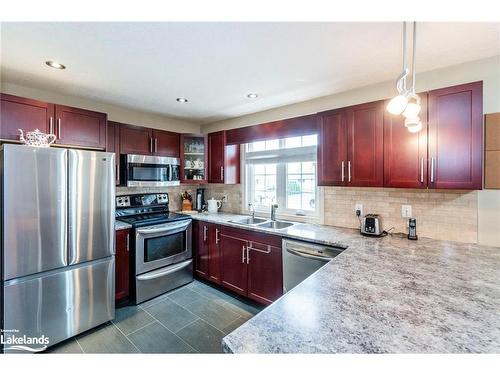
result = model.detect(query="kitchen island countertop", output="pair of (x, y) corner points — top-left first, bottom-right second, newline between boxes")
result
(188, 212), (500, 353)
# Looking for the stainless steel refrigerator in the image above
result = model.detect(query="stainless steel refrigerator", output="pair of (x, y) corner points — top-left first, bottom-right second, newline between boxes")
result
(0, 144), (115, 352)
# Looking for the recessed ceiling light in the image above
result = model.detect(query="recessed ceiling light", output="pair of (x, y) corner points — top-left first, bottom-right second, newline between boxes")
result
(45, 60), (66, 70)
(247, 93), (258, 99)
(176, 98), (188, 103)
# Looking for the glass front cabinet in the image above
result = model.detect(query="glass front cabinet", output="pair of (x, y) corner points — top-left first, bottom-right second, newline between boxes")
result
(180, 134), (208, 184)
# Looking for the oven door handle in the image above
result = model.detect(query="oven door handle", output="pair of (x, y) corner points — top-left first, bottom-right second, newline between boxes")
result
(135, 220), (191, 235)
(136, 259), (192, 281)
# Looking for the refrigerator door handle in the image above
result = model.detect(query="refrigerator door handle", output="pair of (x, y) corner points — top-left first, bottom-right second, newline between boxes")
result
(68, 150), (115, 265)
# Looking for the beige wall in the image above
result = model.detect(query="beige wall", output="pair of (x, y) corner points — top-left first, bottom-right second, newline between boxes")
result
(0, 82), (200, 134)
(202, 56), (500, 247)
(202, 56), (500, 133)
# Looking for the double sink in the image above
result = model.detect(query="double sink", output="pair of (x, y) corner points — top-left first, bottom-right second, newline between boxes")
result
(228, 216), (295, 230)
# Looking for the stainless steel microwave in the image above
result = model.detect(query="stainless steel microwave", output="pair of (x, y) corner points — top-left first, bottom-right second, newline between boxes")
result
(121, 154), (180, 187)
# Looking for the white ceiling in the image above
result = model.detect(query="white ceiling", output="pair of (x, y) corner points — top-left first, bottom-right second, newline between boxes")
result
(1, 22), (499, 124)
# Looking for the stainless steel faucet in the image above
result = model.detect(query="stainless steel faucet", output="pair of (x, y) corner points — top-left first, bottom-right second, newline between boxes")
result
(271, 204), (278, 221)
(248, 203), (255, 219)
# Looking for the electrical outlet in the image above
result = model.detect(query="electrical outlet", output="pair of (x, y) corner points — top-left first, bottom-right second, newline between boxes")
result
(355, 203), (363, 217)
(402, 205), (412, 218)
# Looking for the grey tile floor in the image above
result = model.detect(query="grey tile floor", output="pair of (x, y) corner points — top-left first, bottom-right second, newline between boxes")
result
(46, 279), (263, 354)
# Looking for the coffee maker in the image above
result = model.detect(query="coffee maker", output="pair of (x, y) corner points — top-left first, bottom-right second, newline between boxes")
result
(195, 188), (205, 212)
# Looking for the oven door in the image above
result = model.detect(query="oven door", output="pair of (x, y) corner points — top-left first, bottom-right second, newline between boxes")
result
(135, 219), (192, 275)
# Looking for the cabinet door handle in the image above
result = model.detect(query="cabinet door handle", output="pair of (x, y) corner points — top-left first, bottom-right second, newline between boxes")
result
(49, 117), (54, 134)
(430, 157), (435, 183)
(246, 246), (250, 264)
(215, 228), (220, 244)
(57, 118), (62, 140)
(241, 245), (246, 263)
(126, 234), (130, 252)
(341, 161), (345, 182)
(420, 158), (424, 183)
(220, 166), (224, 181)
(203, 225), (208, 241)
(155, 138), (158, 153)
(348, 161), (351, 182)
(150, 138), (153, 153)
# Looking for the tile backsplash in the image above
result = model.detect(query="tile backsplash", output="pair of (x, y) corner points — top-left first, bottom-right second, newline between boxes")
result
(117, 184), (479, 243)
(323, 187), (478, 243)
(116, 184), (242, 213)
(116, 185), (199, 212)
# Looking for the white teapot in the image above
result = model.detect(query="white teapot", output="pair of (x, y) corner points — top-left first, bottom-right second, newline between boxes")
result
(18, 129), (56, 147)
(206, 197), (222, 213)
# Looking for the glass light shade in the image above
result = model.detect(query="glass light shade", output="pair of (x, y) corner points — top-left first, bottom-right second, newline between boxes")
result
(386, 95), (408, 115)
(402, 101), (421, 119)
(405, 117), (422, 133)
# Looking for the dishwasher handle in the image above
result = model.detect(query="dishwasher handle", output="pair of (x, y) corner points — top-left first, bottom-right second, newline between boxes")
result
(285, 247), (339, 261)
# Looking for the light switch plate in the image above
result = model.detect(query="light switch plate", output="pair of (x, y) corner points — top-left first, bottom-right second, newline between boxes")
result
(402, 205), (412, 218)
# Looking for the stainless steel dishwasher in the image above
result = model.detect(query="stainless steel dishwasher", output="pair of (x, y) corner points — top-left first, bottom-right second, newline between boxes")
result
(282, 238), (345, 293)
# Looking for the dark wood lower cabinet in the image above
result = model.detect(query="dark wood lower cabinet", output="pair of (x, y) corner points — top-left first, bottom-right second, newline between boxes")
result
(220, 234), (248, 295)
(115, 229), (130, 302)
(193, 220), (283, 305)
(194, 221), (209, 279)
(207, 224), (222, 284)
(247, 242), (283, 305)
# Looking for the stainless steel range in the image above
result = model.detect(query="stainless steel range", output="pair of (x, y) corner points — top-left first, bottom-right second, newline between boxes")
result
(116, 193), (193, 304)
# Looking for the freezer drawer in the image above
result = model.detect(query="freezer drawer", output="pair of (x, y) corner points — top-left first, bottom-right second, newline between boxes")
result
(2, 145), (67, 280)
(3, 258), (115, 352)
(68, 149), (115, 265)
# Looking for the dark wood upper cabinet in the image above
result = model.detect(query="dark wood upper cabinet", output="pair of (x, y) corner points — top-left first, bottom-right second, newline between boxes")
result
(119, 123), (152, 155)
(347, 101), (384, 187)
(180, 134), (208, 184)
(115, 229), (130, 302)
(107, 121), (121, 185)
(1, 93), (53, 141)
(152, 129), (180, 157)
(208, 131), (241, 184)
(317, 101), (383, 187)
(428, 81), (483, 190)
(54, 104), (107, 149)
(208, 131), (225, 183)
(317, 109), (348, 186)
(384, 94), (428, 188)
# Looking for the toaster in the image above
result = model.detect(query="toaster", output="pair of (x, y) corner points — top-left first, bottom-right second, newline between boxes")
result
(360, 214), (383, 236)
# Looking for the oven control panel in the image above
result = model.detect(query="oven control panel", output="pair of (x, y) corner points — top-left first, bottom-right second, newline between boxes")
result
(116, 195), (131, 207)
(157, 194), (169, 204)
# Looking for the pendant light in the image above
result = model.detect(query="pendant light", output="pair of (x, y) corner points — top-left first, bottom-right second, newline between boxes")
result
(387, 22), (422, 133)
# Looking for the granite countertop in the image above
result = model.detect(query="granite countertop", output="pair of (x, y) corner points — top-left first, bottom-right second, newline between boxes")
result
(189, 212), (500, 353)
(115, 220), (132, 231)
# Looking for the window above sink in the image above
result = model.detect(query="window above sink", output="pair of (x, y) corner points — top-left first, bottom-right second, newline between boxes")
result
(242, 135), (321, 222)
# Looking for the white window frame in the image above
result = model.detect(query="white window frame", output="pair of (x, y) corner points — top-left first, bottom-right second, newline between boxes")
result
(241, 137), (323, 223)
